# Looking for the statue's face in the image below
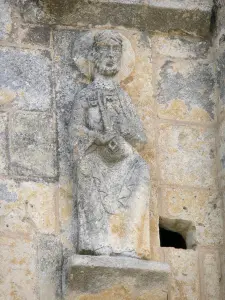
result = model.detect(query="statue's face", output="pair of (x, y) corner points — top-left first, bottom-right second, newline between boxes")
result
(93, 40), (122, 77)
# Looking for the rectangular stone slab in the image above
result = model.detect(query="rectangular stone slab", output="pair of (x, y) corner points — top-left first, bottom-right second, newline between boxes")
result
(67, 255), (170, 299)
(21, 0), (213, 37)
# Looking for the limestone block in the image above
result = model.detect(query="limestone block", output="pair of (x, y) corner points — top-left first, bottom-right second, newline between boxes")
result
(195, 191), (223, 246)
(164, 248), (200, 300)
(135, 114), (156, 180)
(217, 51), (225, 120)
(120, 30), (153, 112)
(20, 25), (51, 48)
(0, 180), (57, 234)
(0, 0), (12, 41)
(149, 181), (159, 216)
(9, 111), (57, 178)
(155, 58), (215, 122)
(0, 47), (52, 111)
(0, 113), (8, 175)
(119, 30), (156, 179)
(67, 255), (170, 300)
(218, 118), (225, 187)
(152, 35), (210, 59)
(199, 250), (221, 300)
(0, 234), (38, 300)
(19, 0), (212, 37)
(53, 29), (84, 179)
(148, 0), (213, 11)
(216, 6), (225, 39)
(58, 181), (75, 250)
(149, 183), (160, 261)
(160, 187), (223, 246)
(158, 124), (216, 188)
(37, 234), (63, 300)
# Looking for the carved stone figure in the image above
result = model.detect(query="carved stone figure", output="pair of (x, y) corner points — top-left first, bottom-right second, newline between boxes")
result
(69, 30), (150, 258)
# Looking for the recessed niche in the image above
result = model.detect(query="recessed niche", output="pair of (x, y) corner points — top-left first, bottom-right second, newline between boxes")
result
(159, 217), (196, 250)
(160, 227), (187, 249)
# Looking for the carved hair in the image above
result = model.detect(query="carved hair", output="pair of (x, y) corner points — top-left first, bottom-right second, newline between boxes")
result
(93, 30), (123, 49)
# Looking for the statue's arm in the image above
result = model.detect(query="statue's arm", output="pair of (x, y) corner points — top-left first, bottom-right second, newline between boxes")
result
(69, 91), (115, 158)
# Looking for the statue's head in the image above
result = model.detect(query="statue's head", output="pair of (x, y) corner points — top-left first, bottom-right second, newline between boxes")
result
(92, 30), (123, 77)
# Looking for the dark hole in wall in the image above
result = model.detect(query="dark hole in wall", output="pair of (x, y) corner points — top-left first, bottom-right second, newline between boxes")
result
(210, 2), (218, 34)
(159, 226), (187, 249)
(159, 217), (196, 250)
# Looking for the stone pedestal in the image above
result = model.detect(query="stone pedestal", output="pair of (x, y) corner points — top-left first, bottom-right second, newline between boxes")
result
(66, 255), (170, 300)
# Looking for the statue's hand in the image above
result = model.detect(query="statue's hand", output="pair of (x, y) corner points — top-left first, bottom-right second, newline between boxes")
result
(120, 121), (147, 145)
(94, 132), (116, 146)
(120, 122), (135, 140)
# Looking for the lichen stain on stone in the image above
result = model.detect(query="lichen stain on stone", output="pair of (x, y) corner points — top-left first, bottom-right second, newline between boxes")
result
(59, 183), (73, 221)
(120, 32), (153, 109)
(43, 0), (84, 19)
(121, 73), (134, 87)
(5, 23), (12, 35)
(76, 285), (132, 300)
(135, 212), (151, 259)
(74, 285), (166, 300)
(0, 182), (56, 234)
(10, 257), (26, 265)
(10, 282), (23, 300)
(158, 99), (212, 122)
(140, 144), (155, 165)
(110, 213), (126, 238)
(0, 88), (16, 106)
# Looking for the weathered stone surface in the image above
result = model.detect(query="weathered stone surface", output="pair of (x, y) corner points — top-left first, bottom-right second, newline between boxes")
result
(9, 111), (57, 178)
(37, 234), (63, 300)
(149, 0), (213, 10)
(164, 249), (200, 300)
(0, 2), (222, 300)
(0, 234), (38, 300)
(0, 0), (12, 41)
(199, 250), (221, 300)
(120, 30), (153, 112)
(69, 30), (150, 258)
(20, 0), (212, 37)
(152, 35), (210, 59)
(0, 179), (17, 202)
(53, 28), (155, 181)
(53, 29), (84, 179)
(0, 180), (57, 234)
(58, 181), (75, 250)
(149, 182), (161, 261)
(195, 192), (223, 246)
(68, 286), (167, 300)
(0, 113), (8, 175)
(158, 124), (216, 188)
(216, 5), (225, 39)
(218, 118), (225, 187)
(67, 255), (170, 300)
(0, 47), (52, 111)
(156, 58), (215, 122)
(21, 25), (51, 47)
(217, 51), (225, 120)
(119, 30), (157, 179)
(160, 187), (223, 246)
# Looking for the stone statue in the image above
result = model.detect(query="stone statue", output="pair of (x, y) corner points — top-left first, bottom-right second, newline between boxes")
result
(69, 30), (150, 258)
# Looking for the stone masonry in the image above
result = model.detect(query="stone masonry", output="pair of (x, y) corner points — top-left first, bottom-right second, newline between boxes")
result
(0, 0), (224, 299)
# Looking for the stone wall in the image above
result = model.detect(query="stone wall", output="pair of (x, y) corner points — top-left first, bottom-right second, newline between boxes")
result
(0, 0), (224, 299)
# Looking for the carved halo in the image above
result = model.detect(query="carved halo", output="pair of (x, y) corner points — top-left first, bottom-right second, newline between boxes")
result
(72, 30), (135, 82)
